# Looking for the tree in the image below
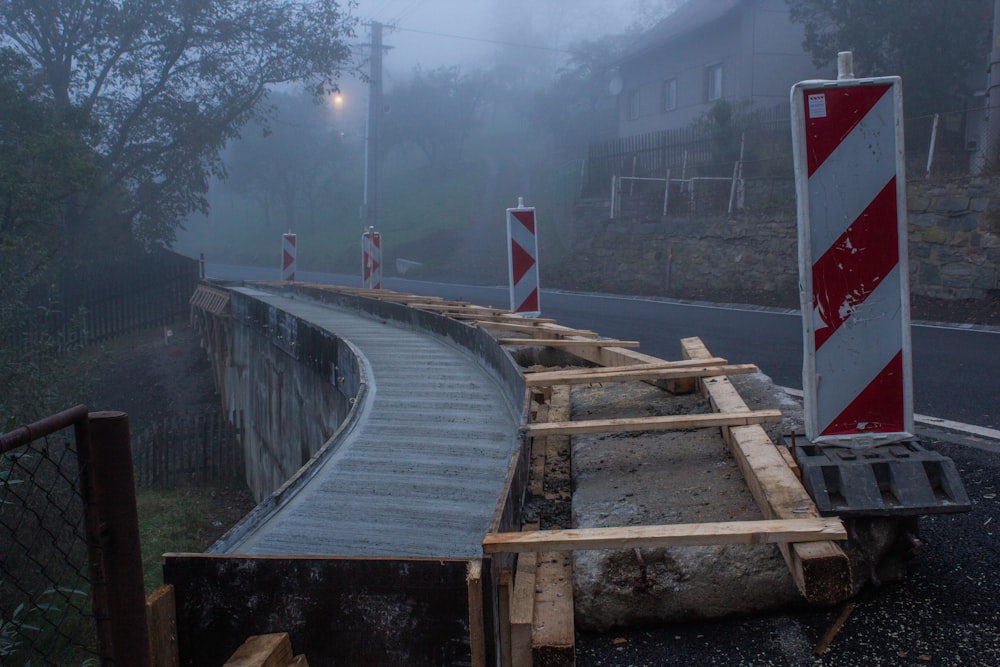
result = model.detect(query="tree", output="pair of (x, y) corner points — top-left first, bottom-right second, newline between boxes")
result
(787, 0), (991, 117)
(0, 49), (98, 424)
(383, 66), (483, 171)
(532, 35), (630, 156)
(0, 0), (357, 259)
(224, 91), (361, 233)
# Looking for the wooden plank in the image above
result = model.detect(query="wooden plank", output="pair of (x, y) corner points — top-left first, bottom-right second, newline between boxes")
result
(454, 312), (559, 324)
(222, 633), (293, 667)
(530, 385), (574, 666)
(510, 552), (537, 667)
(523, 410), (782, 437)
(532, 551), (574, 666)
(679, 337), (852, 603)
(524, 363), (758, 387)
(146, 585), (179, 667)
(540, 340), (701, 394)
(467, 559), (486, 667)
(483, 518), (847, 554)
(475, 320), (599, 338)
(498, 568), (514, 667)
(497, 338), (640, 348)
(529, 402), (549, 497)
(525, 357), (729, 379)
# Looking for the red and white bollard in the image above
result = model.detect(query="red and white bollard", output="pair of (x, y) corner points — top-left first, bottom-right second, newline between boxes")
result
(506, 197), (540, 317)
(362, 227), (382, 290)
(791, 53), (913, 446)
(281, 232), (296, 281)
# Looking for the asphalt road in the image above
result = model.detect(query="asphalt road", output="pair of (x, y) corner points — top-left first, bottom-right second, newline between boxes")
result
(208, 264), (1000, 430)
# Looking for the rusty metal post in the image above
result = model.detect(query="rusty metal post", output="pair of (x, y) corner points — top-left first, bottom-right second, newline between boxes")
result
(86, 411), (152, 666)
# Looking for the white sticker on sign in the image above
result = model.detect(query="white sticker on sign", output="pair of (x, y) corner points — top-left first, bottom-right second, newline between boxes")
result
(808, 93), (827, 118)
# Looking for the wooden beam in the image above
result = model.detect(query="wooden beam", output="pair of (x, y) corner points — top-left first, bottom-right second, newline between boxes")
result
(679, 337), (852, 603)
(498, 568), (513, 667)
(146, 585), (179, 667)
(475, 320), (599, 338)
(497, 338), (640, 348)
(532, 551), (574, 666)
(525, 357), (729, 378)
(467, 559), (486, 667)
(483, 518), (847, 554)
(524, 363), (758, 387)
(222, 633), (293, 667)
(523, 410), (782, 437)
(510, 552), (537, 667)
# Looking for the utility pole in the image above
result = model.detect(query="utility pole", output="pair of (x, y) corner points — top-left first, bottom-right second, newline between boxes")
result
(364, 21), (383, 225)
(975, 0), (1000, 174)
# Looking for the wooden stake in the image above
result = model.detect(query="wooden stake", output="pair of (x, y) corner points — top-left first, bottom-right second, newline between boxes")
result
(812, 602), (857, 656)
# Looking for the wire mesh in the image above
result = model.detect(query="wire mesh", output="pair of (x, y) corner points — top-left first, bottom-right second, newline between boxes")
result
(0, 429), (100, 666)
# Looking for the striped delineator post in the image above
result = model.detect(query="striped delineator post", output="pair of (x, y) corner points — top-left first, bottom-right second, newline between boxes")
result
(506, 198), (540, 316)
(281, 233), (296, 281)
(362, 227), (382, 290)
(791, 72), (914, 446)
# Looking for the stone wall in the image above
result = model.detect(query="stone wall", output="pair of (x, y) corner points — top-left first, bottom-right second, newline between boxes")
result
(908, 181), (1000, 299)
(551, 180), (1000, 304)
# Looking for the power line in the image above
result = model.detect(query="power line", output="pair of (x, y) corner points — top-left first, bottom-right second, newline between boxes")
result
(389, 25), (578, 54)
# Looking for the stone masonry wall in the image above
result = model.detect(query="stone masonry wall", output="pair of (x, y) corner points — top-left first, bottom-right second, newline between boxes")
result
(551, 180), (1000, 304)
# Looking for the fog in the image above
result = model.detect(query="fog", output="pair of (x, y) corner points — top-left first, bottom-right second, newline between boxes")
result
(353, 0), (658, 75)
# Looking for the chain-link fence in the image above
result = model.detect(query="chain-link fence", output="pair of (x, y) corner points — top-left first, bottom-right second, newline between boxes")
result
(1, 409), (99, 666)
(1, 408), (151, 666)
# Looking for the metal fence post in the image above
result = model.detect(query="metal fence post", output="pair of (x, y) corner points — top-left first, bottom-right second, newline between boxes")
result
(87, 411), (151, 666)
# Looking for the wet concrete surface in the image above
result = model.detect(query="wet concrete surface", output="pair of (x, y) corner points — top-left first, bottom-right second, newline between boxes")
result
(575, 437), (999, 666)
(225, 291), (522, 558)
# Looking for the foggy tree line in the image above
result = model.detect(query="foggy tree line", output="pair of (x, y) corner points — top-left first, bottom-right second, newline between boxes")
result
(0, 0), (357, 422)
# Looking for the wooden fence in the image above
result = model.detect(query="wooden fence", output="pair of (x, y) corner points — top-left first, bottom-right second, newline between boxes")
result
(25, 248), (201, 349)
(131, 411), (244, 489)
(583, 103), (791, 197)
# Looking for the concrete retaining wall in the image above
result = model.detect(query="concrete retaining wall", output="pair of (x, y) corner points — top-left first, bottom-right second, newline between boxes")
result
(557, 180), (1000, 304)
(225, 289), (364, 501)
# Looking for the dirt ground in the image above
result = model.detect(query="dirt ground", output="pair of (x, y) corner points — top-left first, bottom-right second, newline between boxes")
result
(79, 322), (256, 547)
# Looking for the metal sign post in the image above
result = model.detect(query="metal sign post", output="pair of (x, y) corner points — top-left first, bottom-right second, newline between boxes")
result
(790, 59), (913, 446)
(505, 197), (540, 317)
(362, 227), (382, 290)
(281, 233), (296, 282)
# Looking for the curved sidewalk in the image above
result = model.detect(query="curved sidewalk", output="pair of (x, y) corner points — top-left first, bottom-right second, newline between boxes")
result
(226, 289), (522, 559)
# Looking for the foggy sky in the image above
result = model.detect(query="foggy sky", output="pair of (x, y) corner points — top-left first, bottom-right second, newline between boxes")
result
(352, 0), (649, 75)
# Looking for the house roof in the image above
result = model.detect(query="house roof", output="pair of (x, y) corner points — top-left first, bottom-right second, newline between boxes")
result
(618, 0), (743, 63)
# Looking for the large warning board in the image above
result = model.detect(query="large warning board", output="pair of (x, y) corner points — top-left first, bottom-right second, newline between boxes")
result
(790, 77), (914, 446)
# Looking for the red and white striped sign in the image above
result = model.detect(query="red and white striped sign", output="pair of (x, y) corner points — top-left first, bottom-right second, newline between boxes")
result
(282, 233), (296, 281)
(506, 201), (540, 316)
(362, 228), (382, 290)
(791, 77), (913, 446)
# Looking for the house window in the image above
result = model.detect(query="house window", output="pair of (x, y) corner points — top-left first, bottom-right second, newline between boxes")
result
(627, 89), (640, 120)
(661, 78), (677, 112)
(706, 63), (723, 102)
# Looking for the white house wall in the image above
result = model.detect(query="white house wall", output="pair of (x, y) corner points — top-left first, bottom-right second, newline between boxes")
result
(617, 0), (824, 136)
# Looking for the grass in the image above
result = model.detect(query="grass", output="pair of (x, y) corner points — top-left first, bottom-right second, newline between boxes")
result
(135, 485), (253, 594)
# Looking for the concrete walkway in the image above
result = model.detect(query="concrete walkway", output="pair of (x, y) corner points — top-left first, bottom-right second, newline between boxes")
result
(226, 289), (522, 559)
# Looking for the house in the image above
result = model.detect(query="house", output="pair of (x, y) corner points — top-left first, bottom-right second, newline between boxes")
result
(614, 0), (827, 136)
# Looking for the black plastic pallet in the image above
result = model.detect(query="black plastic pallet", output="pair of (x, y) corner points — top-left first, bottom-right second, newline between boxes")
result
(786, 437), (971, 517)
